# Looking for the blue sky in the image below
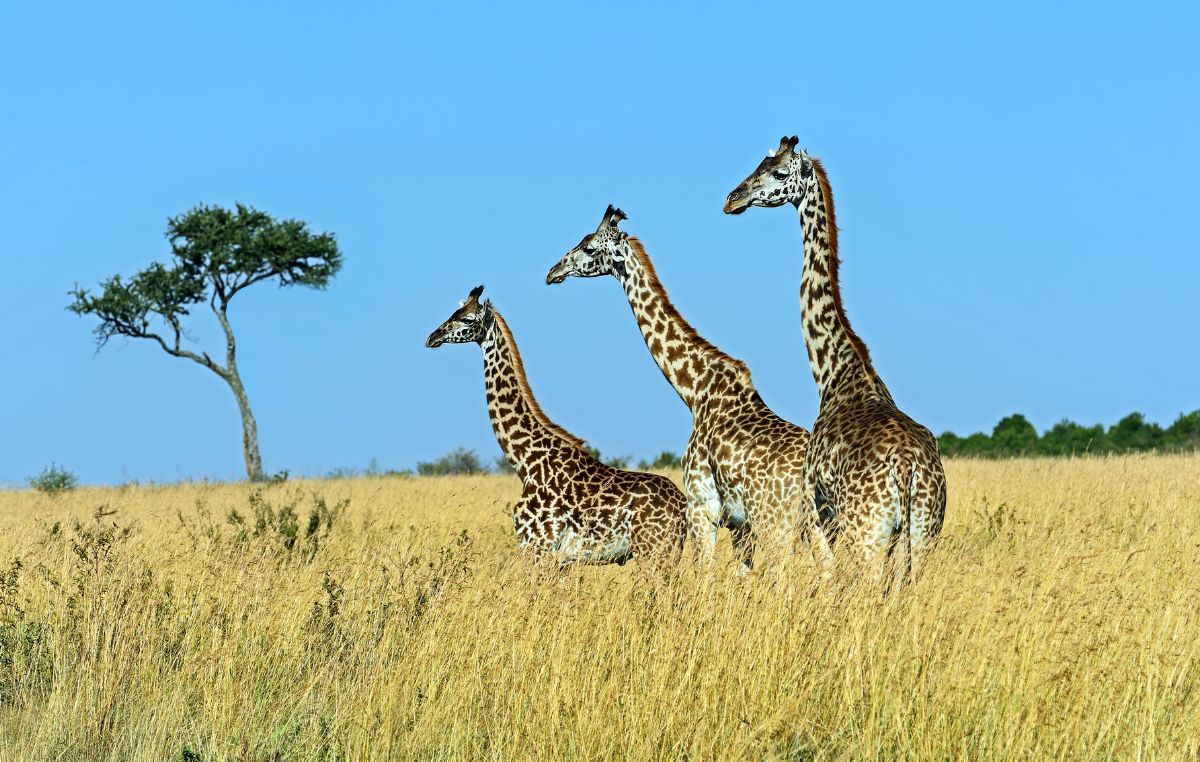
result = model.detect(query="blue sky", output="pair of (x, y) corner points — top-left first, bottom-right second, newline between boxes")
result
(1, 2), (1197, 485)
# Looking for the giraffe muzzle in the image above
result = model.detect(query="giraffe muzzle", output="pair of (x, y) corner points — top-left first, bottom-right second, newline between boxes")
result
(724, 190), (750, 215)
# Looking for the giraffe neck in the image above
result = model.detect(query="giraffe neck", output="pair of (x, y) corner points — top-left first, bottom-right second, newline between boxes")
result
(796, 160), (893, 407)
(615, 238), (747, 410)
(480, 310), (585, 482)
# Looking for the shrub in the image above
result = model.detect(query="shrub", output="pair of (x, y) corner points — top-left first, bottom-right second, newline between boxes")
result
(225, 490), (348, 561)
(638, 451), (681, 470)
(582, 445), (631, 470)
(28, 464), (78, 495)
(326, 460), (413, 480)
(603, 454), (632, 469)
(492, 455), (515, 475)
(417, 448), (488, 477)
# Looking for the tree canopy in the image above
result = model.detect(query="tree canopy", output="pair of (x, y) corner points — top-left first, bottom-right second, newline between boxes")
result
(69, 204), (341, 369)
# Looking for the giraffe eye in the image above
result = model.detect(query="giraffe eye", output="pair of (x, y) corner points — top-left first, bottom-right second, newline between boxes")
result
(772, 170), (790, 181)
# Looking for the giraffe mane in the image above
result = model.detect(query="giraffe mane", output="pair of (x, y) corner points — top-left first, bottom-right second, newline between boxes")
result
(809, 158), (878, 379)
(626, 237), (745, 378)
(490, 309), (587, 450)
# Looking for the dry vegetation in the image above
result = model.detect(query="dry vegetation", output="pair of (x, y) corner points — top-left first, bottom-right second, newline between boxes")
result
(0, 455), (1197, 760)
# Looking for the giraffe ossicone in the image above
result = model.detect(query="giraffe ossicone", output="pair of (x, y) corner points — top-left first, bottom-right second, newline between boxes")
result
(426, 284), (688, 568)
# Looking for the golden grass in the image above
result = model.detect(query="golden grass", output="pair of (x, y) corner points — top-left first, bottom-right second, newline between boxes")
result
(0, 455), (1197, 760)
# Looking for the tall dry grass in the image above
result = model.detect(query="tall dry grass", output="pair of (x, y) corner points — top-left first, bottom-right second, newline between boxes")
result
(0, 455), (1197, 760)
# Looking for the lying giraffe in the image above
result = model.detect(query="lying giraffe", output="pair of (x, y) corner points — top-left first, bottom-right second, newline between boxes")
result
(725, 137), (947, 584)
(426, 285), (687, 568)
(547, 207), (812, 570)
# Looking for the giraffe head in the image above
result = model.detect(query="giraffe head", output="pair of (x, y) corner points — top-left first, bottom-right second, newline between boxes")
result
(724, 136), (814, 214)
(425, 285), (491, 348)
(546, 205), (630, 285)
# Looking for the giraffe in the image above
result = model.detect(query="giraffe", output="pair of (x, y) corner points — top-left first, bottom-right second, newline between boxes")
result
(426, 285), (688, 568)
(547, 207), (814, 571)
(724, 136), (947, 585)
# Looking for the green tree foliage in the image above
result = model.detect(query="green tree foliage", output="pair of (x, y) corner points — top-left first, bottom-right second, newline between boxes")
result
(938, 431), (992, 457)
(492, 454), (516, 475)
(990, 414), (1039, 456)
(603, 454), (632, 470)
(1107, 413), (1163, 452)
(417, 448), (488, 477)
(1039, 420), (1106, 456)
(69, 204), (342, 481)
(638, 451), (682, 470)
(27, 463), (79, 495)
(939, 410), (1200, 458)
(583, 445), (631, 470)
(1166, 411), (1200, 451)
(937, 431), (962, 454)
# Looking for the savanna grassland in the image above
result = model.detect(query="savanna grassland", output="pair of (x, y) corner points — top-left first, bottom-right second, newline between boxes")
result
(0, 455), (1197, 760)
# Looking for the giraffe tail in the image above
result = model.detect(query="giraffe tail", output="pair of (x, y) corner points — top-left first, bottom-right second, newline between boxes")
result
(891, 457), (918, 588)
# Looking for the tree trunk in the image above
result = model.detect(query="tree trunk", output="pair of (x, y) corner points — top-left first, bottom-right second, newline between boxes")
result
(214, 304), (265, 481)
(226, 370), (265, 481)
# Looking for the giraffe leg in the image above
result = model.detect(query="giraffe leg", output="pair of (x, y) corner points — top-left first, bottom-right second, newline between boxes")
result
(906, 463), (947, 577)
(864, 465), (911, 596)
(888, 518), (910, 595)
(908, 512), (935, 576)
(859, 539), (891, 592)
(802, 476), (836, 580)
(805, 497), (835, 581)
(730, 522), (755, 574)
(850, 497), (895, 591)
(683, 451), (722, 565)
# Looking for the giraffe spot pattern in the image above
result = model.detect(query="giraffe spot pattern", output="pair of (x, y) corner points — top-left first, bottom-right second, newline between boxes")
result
(430, 291), (688, 569)
(726, 143), (948, 581)
(553, 224), (816, 570)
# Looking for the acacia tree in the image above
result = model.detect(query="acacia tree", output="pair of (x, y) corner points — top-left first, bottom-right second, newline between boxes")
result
(70, 203), (342, 481)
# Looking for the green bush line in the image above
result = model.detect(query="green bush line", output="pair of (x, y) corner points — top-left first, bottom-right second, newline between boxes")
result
(938, 409), (1200, 458)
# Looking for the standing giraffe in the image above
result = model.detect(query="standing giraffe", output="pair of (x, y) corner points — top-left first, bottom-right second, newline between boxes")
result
(725, 137), (947, 584)
(426, 285), (687, 567)
(547, 207), (813, 570)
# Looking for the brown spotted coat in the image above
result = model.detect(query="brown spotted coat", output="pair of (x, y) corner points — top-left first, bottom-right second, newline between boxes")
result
(426, 286), (687, 567)
(726, 138), (947, 583)
(548, 209), (813, 570)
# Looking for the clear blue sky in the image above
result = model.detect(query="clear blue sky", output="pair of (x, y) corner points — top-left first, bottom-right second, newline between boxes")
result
(1, 2), (1197, 485)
